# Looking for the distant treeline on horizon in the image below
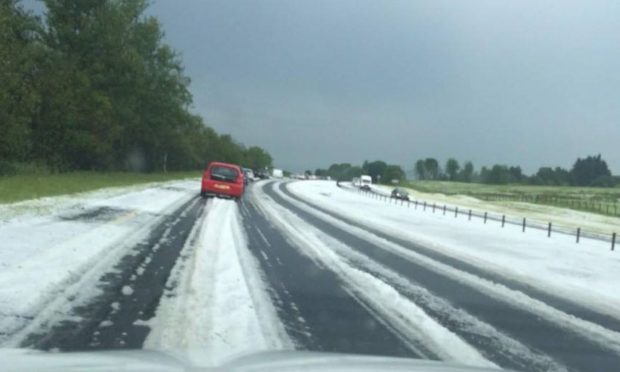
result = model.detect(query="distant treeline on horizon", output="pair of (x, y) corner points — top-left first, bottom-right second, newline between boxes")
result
(311, 155), (617, 187)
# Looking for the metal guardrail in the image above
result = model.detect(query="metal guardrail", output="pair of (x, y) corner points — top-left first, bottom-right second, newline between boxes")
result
(340, 183), (617, 251)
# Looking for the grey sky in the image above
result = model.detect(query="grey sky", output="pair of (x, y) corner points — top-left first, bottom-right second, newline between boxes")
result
(67, 1), (620, 173)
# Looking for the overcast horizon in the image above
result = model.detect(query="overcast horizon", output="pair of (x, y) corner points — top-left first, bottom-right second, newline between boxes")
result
(28, 0), (620, 175)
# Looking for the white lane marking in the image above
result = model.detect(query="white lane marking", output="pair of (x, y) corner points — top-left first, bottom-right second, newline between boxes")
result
(271, 182), (620, 355)
(252, 183), (497, 368)
(143, 197), (292, 363)
(255, 226), (272, 247)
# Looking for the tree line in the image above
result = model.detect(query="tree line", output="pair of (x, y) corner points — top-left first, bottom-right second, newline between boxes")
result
(314, 160), (406, 183)
(0, 0), (272, 175)
(414, 155), (617, 187)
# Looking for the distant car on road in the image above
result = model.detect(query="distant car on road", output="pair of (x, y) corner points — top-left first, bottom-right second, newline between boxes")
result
(201, 161), (244, 200)
(255, 169), (270, 180)
(243, 168), (255, 184)
(391, 187), (410, 201)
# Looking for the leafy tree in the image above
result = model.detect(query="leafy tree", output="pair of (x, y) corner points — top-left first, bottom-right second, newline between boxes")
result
(445, 158), (460, 181)
(414, 159), (426, 180)
(327, 163), (363, 181)
(458, 161), (474, 182)
(315, 168), (328, 177)
(424, 158), (440, 180)
(0, 0), (42, 162)
(346, 166), (363, 180)
(531, 167), (570, 186)
(0, 0), (271, 174)
(362, 160), (387, 183)
(327, 163), (351, 180)
(244, 146), (273, 170)
(509, 166), (523, 182)
(481, 164), (522, 184)
(570, 154), (612, 187)
(383, 165), (405, 183)
(590, 175), (616, 187)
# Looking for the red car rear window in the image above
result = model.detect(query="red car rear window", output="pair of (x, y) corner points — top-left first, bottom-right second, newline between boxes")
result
(210, 166), (239, 182)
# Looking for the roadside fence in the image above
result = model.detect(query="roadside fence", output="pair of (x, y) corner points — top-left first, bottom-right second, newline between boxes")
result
(478, 193), (620, 218)
(347, 185), (618, 251)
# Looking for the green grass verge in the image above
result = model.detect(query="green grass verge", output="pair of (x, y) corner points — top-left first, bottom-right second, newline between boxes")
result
(404, 180), (620, 217)
(0, 171), (199, 204)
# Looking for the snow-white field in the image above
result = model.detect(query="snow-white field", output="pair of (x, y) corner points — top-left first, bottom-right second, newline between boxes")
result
(288, 181), (620, 322)
(0, 180), (199, 345)
(0, 179), (200, 224)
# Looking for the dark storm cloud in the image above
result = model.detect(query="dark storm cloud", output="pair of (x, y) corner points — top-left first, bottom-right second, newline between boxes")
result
(150, 0), (620, 174)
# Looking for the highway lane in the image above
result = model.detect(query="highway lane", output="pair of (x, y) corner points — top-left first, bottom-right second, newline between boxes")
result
(337, 184), (620, 335)
(261, 180), (620, 372)
(17, 186), (427, 359)
(238, 188), (427, 359)
(20, 196), (207, 351)
(12, 179), (620, 372)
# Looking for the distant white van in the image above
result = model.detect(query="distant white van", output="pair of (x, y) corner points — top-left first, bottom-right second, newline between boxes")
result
(360, 175), (372, 190)
(272, 168), (284, 178)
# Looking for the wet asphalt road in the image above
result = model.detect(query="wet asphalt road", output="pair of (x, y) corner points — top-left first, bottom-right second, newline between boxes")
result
(15, 180), (620, 372)
(22, 196), (205, 351)
(261, 182), (620, 372)
(239, 193), (427, 359)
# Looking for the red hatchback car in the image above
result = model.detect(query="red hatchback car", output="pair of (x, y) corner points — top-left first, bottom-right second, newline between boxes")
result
(201, 161), (245, 199)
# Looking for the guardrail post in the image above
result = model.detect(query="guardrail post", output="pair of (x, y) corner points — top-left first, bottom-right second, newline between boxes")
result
(548, 222), (552, 237)
(424, 201), (427, 211)
(468, 209), (472, 220)
(432, 203), (436, 213)
(576, 228), (580, 243)
(455, 206), (458, 218)
(484, 212), (488, 224)
(443, 205), (446, 215)
(415, 200), (418, 209)
(522, 218), (526, 232)
(612, 233), (616, 251)
(501, 215), (505, 227)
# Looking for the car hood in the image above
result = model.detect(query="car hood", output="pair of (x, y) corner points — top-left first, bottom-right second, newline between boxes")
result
(0, 349), (506, 372)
